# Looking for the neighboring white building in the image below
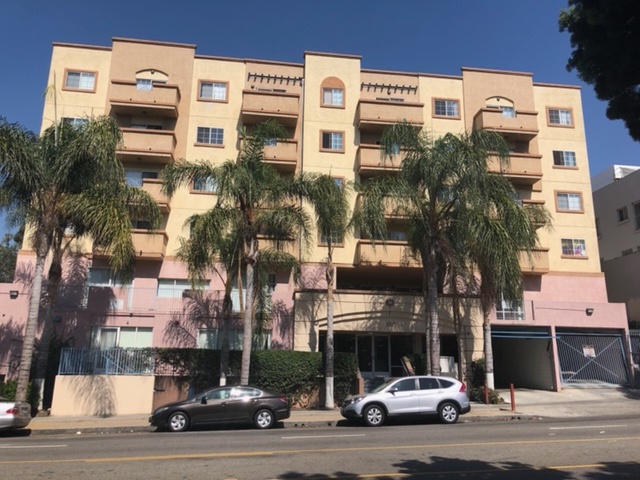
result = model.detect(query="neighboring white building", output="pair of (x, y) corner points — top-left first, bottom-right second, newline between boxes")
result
(592, 165), (640, 325)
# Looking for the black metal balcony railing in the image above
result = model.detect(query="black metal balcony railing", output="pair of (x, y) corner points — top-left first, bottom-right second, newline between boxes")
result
(58, 348), (154, 375)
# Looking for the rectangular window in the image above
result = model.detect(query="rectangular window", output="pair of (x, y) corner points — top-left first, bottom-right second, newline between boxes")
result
(157, 279), (209, 298)
(196, 127), (224, 145)
(193, 176), (217, 193)
(320, 229), (344, 245)
(617, 206), (629, 223)
(495, 297), (524, 321)
(62, 117), (88, 128)
(322, 88), (344, 106)
(552, 150), (577, 167)
(433, 99), (459, 118)
(321, 131), (344, 151)
(561, 238), (587, 257)
(87, 268), (116, 287)
(635, 204), (640, 230)
(199, 81), (228, 101)
(136, 79), (153, 91)
(91, 326), (153, 349)
(500, 106), (515, 118)
(556, 192), (583, 212)
(131, 219), (152, 230)
(65, 70), (96, 91)
(548, 108), (573, 126)
(125, 170), (158, 187)
(198, 329), (270, 351)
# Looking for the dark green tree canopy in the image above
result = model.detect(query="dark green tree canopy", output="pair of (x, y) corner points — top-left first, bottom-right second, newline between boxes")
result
(560, 0), (640, 140)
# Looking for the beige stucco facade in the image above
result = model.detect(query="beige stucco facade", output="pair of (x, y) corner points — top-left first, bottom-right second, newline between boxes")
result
(1, 37), (632, 397)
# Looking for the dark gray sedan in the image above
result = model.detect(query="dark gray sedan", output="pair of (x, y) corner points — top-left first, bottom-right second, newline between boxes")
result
(149, 386), (290, 432)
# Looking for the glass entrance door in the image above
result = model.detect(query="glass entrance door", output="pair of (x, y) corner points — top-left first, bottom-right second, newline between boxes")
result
(357, 335), (390, 378)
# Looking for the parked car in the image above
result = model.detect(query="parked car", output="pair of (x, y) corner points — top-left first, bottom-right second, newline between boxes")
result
(0, 397), (32, 431)
(149, 386), (290, 432)
(341, 375), (470, 426)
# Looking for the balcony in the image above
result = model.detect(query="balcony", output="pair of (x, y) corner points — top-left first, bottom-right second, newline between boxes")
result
(473, 108), (538, 140)
(487, 152), (543, 185)
(357, 99), (424, 132)
(357, 144), (402, 176)
(117, 128), (176, 164)
(140, 178), (170, 212)
(132, 230), (168, 260)
(262, 139), (298, 173)
(519, 248), (550, 275)
(109, 80), (180, 118)
(355, 239), (420, 267)
(241, 90), (299, 127)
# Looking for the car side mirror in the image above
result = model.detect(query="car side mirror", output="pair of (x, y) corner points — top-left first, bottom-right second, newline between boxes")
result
(201, 397), (207, 405)
(389, 387), (398, 394)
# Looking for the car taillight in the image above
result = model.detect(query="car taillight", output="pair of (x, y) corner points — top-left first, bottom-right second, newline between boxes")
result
(459, 383), (467, 393)
(6, 407), (19, 415)
(279, 396), (288, 404)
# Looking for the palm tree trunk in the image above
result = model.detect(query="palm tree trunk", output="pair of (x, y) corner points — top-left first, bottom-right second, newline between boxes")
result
(422, 269), (432, 375)
(483, 309), (495, 390)
(240, 239), (257, 385)
(324, 254), (335, 409)
(428, 266), (441, 376)
(15, 241), (48, 403)
(219, 286), (232, 386)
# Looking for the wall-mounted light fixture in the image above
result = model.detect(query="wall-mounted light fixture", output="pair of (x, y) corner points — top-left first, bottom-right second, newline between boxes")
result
(585, 308), (594, 316)
(9, 290), (18, 299)
(53, 315), (62, 323)
(385, 298), (395, 307)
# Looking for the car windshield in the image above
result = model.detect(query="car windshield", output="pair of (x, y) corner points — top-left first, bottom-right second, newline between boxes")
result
(370, 378), (398, 393)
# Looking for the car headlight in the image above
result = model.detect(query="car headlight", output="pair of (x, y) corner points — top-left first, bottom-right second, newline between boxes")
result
(345, 396), (365, 406)
(153, 406), (170, 415)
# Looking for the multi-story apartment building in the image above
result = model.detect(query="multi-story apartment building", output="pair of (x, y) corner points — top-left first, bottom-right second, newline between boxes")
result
(592, 165), (640, 330)
(0, 37), (633, 394)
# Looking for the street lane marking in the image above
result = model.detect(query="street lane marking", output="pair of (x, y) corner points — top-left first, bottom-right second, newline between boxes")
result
(1, 436), (640, 465)
(281, 434), (366, 439)
(0, 445), (67, 449)
(549, 424), (627, 430)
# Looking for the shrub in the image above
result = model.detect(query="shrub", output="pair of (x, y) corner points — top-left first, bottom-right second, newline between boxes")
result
(466, 359), (503, 404)
(0, 380), (40, 414)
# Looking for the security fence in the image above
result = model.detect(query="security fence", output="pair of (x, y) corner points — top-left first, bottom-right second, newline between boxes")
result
(58, 348), (154, 375)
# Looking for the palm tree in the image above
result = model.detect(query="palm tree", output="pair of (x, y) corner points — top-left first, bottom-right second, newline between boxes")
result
(304, 174), (352, 408)
(162, 120), (313, 384)
(465, 177), (551, 389)
(356, 122), (525, 375)
(0, 116), (161, 403)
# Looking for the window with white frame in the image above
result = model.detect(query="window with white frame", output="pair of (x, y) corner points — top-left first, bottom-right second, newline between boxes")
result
(87, 267), (118, 287)
(91, 326), (153, 349)
(433, 99), (459, 118)
(199, 81), (228, 101)
(495, 296), (524, 321)
(320, 228), (344, 245)
(65, 70), (96, 91)
(136, 78), (153, 91)
(617, 206), (629, 223)
(62, 117), (88, 128)
(196, 127), (224, 145)
(552, 150), (577, 167)
(548, 108), (572, 126)
(197, 328), (270, 350)
(561, 238), (587, 257)
(634, 203), (640, 230)
(322, 87), (344, 107)
(321, 131), (344, 151)
(193, 176), (217, 193)
(556, 192), (582, 212)
(157, 279), (209, 298)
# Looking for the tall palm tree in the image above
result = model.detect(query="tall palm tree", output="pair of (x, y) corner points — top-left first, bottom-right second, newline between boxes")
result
(0, 116), (161, 403)
(465, 178), (551, 389)
(356, 122), (523, 375)
(162, 120), (313, 384)
(304, 174), (352, 408)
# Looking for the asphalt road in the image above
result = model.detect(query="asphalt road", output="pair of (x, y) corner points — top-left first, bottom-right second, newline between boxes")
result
(1, 416), (639, 479)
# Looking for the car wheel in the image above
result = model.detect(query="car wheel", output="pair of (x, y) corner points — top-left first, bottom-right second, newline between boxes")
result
(167, 411), (190, 432)
(363, 404), (385, 427)
(438, 402), (459, 424)
(254, 409), (275, 429)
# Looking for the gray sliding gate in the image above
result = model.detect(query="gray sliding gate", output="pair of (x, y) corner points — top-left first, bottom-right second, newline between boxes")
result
(556, 332), (630, 387)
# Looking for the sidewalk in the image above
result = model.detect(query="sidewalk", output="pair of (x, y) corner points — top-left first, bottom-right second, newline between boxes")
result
(22, 387), (640, 436)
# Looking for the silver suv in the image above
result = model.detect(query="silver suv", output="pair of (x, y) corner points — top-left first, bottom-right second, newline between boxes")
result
(340, 375), (471, 426)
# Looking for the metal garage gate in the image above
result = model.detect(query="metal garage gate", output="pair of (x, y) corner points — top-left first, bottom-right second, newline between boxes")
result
(556, 332), (630, 387)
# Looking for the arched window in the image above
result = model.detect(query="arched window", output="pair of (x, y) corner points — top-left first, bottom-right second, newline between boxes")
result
(320, 77), (345, 107)
(486, 96), (515, 118)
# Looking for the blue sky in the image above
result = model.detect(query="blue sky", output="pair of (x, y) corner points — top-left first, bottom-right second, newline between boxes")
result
(1, 0), (638, 234)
